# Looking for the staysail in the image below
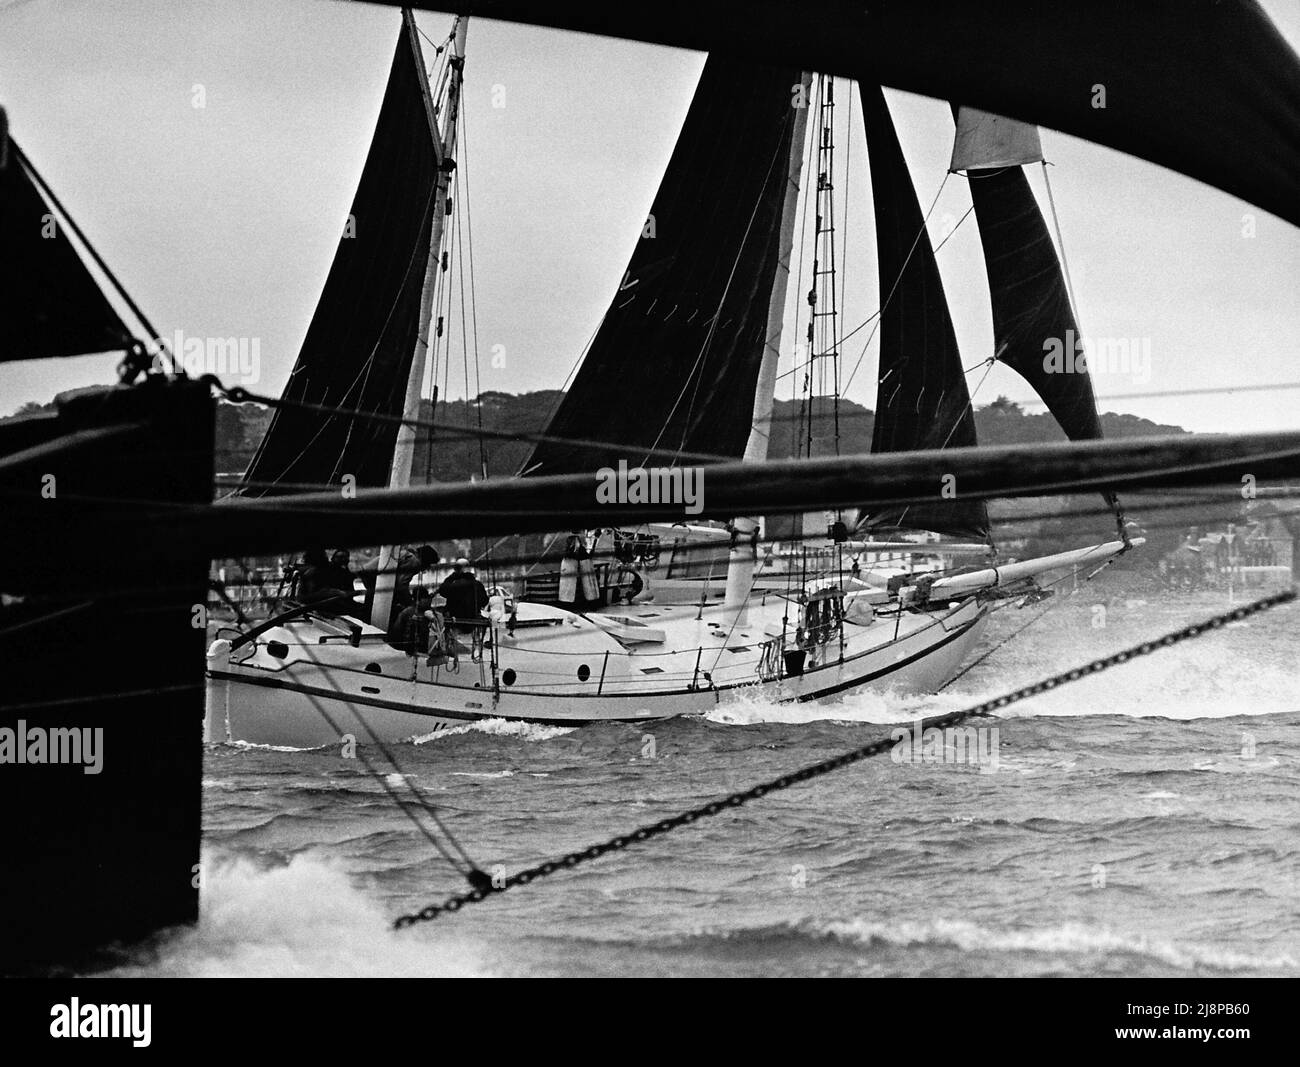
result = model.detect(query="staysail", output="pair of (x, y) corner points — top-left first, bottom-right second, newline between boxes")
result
(0, 129), (134, 363)
(952, 106), (1103, 443)
(241, 24), (440, 496)
(520, 54), (802, 477)
(858, 85), (989, 542)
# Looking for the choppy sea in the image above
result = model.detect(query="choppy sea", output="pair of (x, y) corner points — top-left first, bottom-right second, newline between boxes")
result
(111, 579), (1299, 977)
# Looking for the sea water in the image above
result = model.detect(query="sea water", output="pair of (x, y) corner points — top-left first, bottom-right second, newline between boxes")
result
(110, 580), (1299, 977)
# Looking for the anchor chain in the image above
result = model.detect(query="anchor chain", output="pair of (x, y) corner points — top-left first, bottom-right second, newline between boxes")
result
(394, 587), (1296, 928)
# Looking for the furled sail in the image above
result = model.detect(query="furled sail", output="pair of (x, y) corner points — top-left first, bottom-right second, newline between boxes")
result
(858, 85), (989, 542)
(241, 25), (439, 496)
(520, 54), (801, 476)
(952, 106), (1103, 443)
(0, 130), (134, 363)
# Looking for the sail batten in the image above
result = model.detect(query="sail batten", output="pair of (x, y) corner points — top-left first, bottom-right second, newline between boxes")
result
(521, 55), (802, 477)
(858, 84), (989, 542)
(241, 25), (440, 496)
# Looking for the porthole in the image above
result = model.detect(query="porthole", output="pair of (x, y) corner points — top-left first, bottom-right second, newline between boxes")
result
(577, 664), (591, 682)
(266, 640), (289, 659)
(364, 662), (382, 674)
(502, 668), (517, 686)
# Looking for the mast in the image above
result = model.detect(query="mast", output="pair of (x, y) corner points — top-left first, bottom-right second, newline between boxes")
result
(723, 71), (812, 622)
(373, 11), (468, 631)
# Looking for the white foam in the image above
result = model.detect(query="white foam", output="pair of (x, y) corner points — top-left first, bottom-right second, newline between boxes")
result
(816, 917), (1298, 973)
(411, 718), (575, 745)
(104, 852), (489, 978)
(225, 738), (323, 753)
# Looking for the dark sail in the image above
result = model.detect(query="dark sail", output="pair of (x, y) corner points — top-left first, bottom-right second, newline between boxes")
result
(384, 1), (1300, 229)
(521, 55), (801, 476)
(0, 135), (134, 362)
(858, 85), (989, 541)
(964, 162), (1102, 442)
(241, 25), (439, 496)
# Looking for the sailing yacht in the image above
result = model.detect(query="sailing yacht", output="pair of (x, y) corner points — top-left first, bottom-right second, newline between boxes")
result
(204, 8), (1137, 747)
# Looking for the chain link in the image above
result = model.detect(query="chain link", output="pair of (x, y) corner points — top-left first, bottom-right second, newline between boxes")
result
(393, 587), (1296, 928)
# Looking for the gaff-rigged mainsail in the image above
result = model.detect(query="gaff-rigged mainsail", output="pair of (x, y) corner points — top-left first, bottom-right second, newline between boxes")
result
(520, 55), (802, 476)
(0, 131), (134, 363)
(952, 106), (1103, 443)
(858, 84), (989, 542)
(241, 24), (440, 496)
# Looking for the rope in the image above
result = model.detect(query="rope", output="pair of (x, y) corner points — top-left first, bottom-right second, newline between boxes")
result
(218, 385), (738, 468)
(297, 691), (477, 878)
(392, 586), (1295, 927)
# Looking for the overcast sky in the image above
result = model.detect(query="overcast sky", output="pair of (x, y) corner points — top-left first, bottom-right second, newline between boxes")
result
(2, 0), (1298, 435)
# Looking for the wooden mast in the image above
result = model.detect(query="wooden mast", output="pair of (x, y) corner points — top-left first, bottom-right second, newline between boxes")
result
(372, 10), (468, 632)
(723, 71), (812, 622)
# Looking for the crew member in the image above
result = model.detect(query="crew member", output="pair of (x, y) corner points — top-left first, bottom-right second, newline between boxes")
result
(437, 557), (489, 632)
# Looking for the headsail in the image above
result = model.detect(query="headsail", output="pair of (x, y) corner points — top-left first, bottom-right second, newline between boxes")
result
(952, 106), (1103, 443)
(0, 127), (134, 363)
(858, 85), (989, 542)
(241, 24), (440, 496)
(520, 55), (802, 476)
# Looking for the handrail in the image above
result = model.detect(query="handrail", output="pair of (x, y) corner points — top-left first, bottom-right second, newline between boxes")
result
(227, 600), (363, 651)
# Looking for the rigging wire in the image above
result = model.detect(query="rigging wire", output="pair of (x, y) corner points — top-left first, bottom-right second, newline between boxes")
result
(641, 102), (797, 468)
(839, 170), (951, 397)
(283, 660), (482, 880)
(10, 483), (1290, 615)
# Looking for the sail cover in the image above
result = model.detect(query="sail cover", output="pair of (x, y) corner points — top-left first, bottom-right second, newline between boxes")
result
(0, 133), (134, 363)
(950, 105), (1043, 172)
(520, 54), (801, 476)
(241, 25), (439, 496)
(956, 109), (1103, 444)
(858, 84), (989, 542)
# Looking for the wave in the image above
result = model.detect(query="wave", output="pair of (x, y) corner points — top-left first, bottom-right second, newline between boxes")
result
(703, 625), (1299, 727)
(811, 917), (1299, 973)
(101, 852), (490, 978)
(661, 917), (1299, 975)
(411, 718), (576, 745)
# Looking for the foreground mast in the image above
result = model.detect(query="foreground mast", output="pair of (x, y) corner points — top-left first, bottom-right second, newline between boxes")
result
(372, 11), (469, 631)
(724, 72), (812, 623)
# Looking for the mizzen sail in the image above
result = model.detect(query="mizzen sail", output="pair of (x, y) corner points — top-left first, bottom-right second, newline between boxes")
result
(241, 25), (440, 496)
(521, 55), (802, 476)
(953, 106), (1103, 443)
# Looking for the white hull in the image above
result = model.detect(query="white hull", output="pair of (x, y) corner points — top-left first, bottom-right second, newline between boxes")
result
(205, 596), (988, 747)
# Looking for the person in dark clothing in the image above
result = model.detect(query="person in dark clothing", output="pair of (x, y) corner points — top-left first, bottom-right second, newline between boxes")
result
(393, 545), (441, 614)
(296, 547), (352, 611)
(326, 549), (357, 604)
(392, 592), (433, 654)
(437, 558), (489, 629)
